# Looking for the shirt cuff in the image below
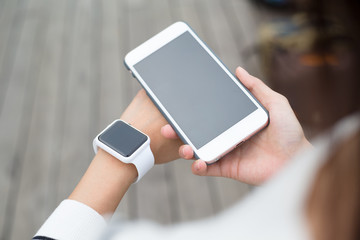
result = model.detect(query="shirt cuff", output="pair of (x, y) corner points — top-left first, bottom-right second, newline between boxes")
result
(35, 199), (106, 240)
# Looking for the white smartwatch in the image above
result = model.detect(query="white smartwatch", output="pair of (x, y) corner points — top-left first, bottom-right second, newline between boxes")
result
(93, 119), (154, 183)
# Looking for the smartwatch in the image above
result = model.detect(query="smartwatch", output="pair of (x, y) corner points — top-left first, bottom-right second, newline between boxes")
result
(93, 119), (154, 183)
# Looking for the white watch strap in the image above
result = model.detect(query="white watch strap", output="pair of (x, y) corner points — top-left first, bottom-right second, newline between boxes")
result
(93, 120), (154, 183)
(131, 145), (154, 183)
(93, 140), (154, 183)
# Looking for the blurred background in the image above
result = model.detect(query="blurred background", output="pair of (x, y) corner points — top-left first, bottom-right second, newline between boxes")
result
(0, 0), (324, 239)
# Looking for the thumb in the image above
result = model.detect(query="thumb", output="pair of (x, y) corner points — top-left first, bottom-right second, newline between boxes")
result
(235, 67), (275, 108)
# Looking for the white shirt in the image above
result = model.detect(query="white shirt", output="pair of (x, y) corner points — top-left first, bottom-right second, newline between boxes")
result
(35, 114), (359, 240)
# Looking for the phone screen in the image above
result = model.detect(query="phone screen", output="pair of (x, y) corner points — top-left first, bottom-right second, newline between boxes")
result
(133, 31), (257, 149)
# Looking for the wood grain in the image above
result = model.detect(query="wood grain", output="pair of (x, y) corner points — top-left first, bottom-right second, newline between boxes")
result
(0, 0), (264, 238)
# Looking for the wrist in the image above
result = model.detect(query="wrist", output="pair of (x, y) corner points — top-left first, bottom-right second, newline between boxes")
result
(69, 149), (137, 215)
(95, 148), (138, 182)
(93, 119), (155, 182)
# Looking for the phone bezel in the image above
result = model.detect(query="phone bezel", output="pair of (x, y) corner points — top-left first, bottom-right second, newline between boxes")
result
(124, 22), (269, 163)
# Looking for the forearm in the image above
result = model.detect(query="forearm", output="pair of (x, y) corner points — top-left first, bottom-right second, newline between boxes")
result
(68, 149), (137, 216)
(35, 90), (182, 239)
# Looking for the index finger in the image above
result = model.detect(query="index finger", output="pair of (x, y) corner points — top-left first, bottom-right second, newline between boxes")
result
(161, 124), (179, 139)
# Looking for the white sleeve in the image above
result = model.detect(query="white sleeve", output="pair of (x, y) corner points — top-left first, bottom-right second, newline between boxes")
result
(34, 199), (106, 240)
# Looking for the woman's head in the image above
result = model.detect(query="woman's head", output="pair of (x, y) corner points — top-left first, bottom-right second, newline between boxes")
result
(301, 1), (360, 240)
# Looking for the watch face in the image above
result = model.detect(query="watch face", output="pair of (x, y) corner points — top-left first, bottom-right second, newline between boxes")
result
(98, 120), (148, 157)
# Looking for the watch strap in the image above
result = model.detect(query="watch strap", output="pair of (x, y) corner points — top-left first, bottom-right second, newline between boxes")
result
(93, 120), (154, 183)
(131, 144), (154, 183)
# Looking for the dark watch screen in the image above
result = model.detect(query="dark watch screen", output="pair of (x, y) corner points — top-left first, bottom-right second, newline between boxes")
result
(98, 120), (148, 157)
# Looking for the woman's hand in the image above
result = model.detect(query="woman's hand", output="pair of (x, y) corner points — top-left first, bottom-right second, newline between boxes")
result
(161, 67), (312, 185)
(69, 90), (182, 215)
(120, 89), (183, 164)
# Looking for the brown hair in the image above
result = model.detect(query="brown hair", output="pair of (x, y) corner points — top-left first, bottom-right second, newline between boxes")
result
(307, 131), (360, 240)
(302, 0), (360, 239)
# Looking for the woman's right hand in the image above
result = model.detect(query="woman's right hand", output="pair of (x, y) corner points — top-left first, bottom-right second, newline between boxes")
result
(161, 67), (312, 185)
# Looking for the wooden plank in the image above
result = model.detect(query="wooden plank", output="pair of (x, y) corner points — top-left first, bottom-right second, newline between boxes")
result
(149, 1), (182, 224)
(125, 0), (150, 97)
(0, 0), (41, 238)
(117, 0), (139, 220)
(123, 0), (149, 221)
(199, 0), (251, 209)
(99, 0), (132, 219)
(182, 0), (224, 216)
(167, 0), (252, 218)
(126, 0), (174, 224)
(11, 1), (66, 239)
(0, 0), (18, 66)
(226, 0), (264, 79)
(168, 0), (204, 40)
(98, 0), (128, 127)
(42, 0), (79, 214)
(202, 0), (244, 71)
(0, 1), (266, 237)
(0, 0), (28, 114)
(0, 0), (6, 21)
(56, 0), (95, 203)
(166, 0), (220, 221)
(88, 0), (102, 138)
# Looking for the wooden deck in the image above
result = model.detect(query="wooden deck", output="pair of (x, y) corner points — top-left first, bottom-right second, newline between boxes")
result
(0, 0), (267, 239)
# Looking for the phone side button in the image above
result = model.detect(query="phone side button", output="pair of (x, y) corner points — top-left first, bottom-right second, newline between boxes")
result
(128, 70), (136, 78)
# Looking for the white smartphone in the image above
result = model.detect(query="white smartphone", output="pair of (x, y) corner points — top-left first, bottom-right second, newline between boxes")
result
(124, 22), (269, 163)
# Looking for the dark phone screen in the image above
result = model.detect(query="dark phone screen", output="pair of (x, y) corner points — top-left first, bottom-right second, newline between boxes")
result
(134, 32), (257, 149)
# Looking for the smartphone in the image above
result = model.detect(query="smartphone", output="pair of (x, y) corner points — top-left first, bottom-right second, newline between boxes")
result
(124, 22), (269, 163)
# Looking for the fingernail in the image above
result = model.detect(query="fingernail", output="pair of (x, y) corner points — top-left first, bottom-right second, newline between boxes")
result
(195, 161), (201, 171)
(160, 126), (165, 135)
(179, 147), (184, 157)
(182, 147), (187, 157)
